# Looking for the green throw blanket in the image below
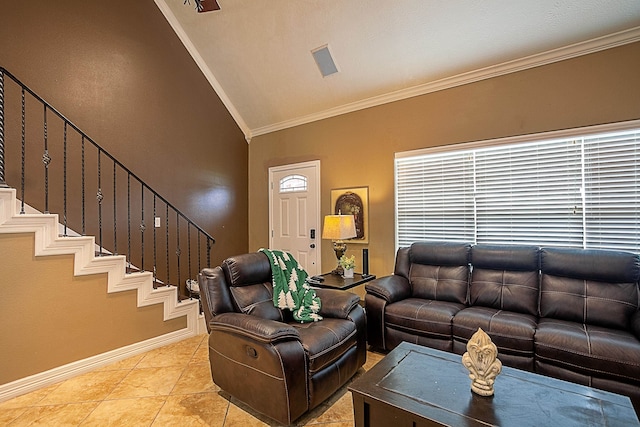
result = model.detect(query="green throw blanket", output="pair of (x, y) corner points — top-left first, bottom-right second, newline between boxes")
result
(259, 248), (322, 323)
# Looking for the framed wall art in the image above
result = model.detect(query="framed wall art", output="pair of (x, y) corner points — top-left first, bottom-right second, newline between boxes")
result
(330, 186), (369, 244)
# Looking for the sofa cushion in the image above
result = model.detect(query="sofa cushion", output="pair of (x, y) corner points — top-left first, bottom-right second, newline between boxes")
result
(385, 298), (465, 340)
(453, 306), (537, 354)
(540, 247), (640, 329)
(410, 264), (470, 304)
(222, 252), (285, 321)
(294, 318), (357, 374)
(470, 244), (540, 315)
(409, 241), (471, 304)
(229, 282), (284, 321)
(223, 252), (273, 286)
(535, 318), (640, 384)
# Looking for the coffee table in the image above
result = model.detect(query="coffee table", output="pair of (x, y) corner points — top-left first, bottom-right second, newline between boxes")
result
(349, 342), (639, 427)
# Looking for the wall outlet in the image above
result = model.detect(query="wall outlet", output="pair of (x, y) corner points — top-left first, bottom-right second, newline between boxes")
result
(155, 217), (161, 228)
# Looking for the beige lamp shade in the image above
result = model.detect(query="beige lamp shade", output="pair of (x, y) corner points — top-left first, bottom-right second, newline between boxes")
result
(322, 215), (357, 240)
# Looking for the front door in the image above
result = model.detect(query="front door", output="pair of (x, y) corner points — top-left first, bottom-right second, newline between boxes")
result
(269, 160), (321, 276)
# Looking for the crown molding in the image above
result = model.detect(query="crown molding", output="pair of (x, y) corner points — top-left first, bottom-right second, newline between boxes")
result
(154, 1), (640, 141)
(154, 0), (253, 141)
(251, 26), (640, 138)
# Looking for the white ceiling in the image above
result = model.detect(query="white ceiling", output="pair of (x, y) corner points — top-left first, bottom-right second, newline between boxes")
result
(155, 0), (640, 140)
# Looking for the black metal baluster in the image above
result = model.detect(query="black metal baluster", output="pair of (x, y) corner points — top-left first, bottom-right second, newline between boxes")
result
(81, 136), (85, 235)
(62, 123), (68, 236)
(20, 88), (25, 214)
(0, 68), (6, 188)
(97, 149), (103, 255)
(197, 233), (201, 276)
(176, 212), (182, 300)
(153, 194), (157, 287)
(42, 105), (50, 214)
(140, 184), (145, 272)
(187, 222), (192, 293)
(127, 173), (131, 273)
(0, 68), (216, 292)
(113, 161), (117, 254)
(165, 204), (170, 286)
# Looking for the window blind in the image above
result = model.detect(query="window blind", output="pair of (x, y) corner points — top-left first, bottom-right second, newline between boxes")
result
(395, 150), (475, 247)
(584, 130), (640, 251)
(395, 125), (640, 253)
(474, 138), (583, 247)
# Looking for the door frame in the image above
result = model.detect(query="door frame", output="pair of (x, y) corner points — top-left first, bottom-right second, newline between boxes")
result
(268, 160), (322, 272)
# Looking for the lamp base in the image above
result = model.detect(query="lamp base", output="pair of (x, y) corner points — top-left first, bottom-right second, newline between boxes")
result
(332, 240), (348, 275)
(331, 265), (344, 275)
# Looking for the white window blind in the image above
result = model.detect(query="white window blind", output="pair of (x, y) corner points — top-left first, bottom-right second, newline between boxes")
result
(475, 139), (583, 247)
(395, 125), (640, 253)
(584, 130), (640, 251)
(396, 150), (475, 247)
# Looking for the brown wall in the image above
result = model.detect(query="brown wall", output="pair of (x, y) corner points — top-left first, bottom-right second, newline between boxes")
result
(0, 0), (249, 265)
(249, 42), (640, 277)
(0, 233), (186, 384)
(0, 0), (247, 387)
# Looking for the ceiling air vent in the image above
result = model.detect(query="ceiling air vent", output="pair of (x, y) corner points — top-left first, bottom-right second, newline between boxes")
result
(311, 45), (339, 77)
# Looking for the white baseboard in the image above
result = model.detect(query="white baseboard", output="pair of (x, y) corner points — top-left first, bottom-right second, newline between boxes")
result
(0, 327), (205, 403)
(0, 188), (209, 403)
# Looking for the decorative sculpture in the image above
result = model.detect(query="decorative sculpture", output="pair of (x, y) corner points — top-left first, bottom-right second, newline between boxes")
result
(462, 328), (502, 396)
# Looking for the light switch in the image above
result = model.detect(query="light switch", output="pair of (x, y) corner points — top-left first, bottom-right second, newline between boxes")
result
(155, 217), (161, 228)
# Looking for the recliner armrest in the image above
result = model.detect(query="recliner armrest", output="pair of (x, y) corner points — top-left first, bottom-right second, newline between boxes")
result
(632, 310), (640, 341)
(209, 312), (300, 343)
(315, 288), (360, 318)
(365, 275), (411, 303)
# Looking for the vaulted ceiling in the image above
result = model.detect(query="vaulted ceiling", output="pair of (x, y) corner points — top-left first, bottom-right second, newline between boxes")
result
(155, 0), (640, 140)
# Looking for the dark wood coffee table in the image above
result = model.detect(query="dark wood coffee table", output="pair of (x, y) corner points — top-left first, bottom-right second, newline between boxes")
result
(349, 342), (639, 427)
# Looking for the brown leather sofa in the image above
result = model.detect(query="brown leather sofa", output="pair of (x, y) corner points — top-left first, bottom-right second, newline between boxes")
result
(365, 241), (640, 401)
(198, 252), (367, 425)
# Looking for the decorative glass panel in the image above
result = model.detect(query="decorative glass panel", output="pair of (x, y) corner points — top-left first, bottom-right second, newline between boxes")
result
(280, 174), (307, 193)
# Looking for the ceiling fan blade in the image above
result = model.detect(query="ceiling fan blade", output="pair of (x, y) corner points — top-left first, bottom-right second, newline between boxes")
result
(197, 0), (220, 13)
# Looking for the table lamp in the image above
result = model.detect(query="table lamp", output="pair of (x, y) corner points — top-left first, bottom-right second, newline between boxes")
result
(322, 214), (357, 274)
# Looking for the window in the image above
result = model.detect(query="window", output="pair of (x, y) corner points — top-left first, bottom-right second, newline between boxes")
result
(395, 122), (640, 253)
(279, 174), (307, 193)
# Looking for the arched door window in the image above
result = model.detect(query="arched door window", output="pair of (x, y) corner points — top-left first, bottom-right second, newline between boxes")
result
(279, 174), (307, 193)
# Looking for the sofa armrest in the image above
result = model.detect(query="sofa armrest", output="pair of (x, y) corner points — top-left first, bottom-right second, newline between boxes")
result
(208, 312), (307, 424)
(209, 312), (300, 343)
(314, 288), (360, 319)
(365, 275), (411, 303)
(632, 310), (640, 340)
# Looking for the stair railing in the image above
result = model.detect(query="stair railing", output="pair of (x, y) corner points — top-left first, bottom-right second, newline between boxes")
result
(0, 67), (214, 301)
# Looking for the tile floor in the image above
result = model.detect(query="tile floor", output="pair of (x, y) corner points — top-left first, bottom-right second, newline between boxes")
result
(0, 333), (385, 426)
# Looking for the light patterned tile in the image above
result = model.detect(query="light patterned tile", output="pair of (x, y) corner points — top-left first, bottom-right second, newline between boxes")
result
(80, 396), (165, 426)
(95, 353), (145, 372)
(9, 402), (99, 426)
(38, 370), (129, 405)
(136, 338), (202, 369)
(363, 350), (385, 371)
(0, 406), (28, 425)
(303, 423), (353, 427)
(190, 342), (210, 365)
(311, 391), (353, 424)
(0, 383), (59, 409)
(225, 397), (279, 427)
(108, 366), (184, 399)
(152, 392), (228, 426)
(171, 362), (218, 395)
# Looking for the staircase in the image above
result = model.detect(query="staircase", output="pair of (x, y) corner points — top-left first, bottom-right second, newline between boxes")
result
(0, 187), (204, 401)
(0, 66), (213, 402)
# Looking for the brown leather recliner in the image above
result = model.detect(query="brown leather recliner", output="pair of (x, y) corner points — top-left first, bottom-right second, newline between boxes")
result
(198, 252), (367, 425)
